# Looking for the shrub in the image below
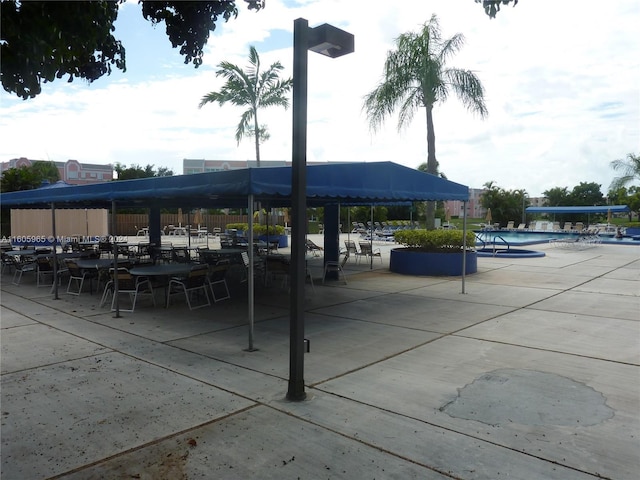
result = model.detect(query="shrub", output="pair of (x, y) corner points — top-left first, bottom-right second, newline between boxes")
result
(226, 223), (285, 236)
(394, 229), (476, 252)
(254, 224), (285, 235)
(226, 223), (248, 232)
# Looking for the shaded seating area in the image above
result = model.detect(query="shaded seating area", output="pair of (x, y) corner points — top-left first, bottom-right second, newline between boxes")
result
(1, 161), (473, 360)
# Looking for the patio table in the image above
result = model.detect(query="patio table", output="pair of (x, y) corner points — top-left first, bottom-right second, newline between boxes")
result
(75, 258), (131, 270)
(129, 263), (193, 277)
(4, 249), (37, 257)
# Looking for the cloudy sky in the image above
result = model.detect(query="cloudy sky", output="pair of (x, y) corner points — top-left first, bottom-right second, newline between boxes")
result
(1, 0), (638, 197)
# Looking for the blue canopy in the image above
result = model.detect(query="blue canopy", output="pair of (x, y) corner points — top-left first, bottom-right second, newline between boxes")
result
(0, 162), (469, 208)
(526, 205), (630, 214)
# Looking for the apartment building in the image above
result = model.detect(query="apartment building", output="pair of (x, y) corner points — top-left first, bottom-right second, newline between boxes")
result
(1, 158), (113, 184)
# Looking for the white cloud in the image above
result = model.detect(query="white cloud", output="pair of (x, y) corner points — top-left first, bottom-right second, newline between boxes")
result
(1, 0), (638, 197)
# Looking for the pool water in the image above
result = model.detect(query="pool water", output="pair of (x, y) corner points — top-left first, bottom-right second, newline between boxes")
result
(474, 230), (640, 246)
(476, 248), (546, 258)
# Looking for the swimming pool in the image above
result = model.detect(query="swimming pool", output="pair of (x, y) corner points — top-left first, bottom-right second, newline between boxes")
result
(474, 230), (640, 246)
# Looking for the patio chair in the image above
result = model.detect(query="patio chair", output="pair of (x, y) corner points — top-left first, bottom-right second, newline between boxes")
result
(36, 256), (55, 287)
(158, 245), (173, 264)
(11, 255), (37, 285)
(516, 223), (527, 230)
(207, 260), (231, 303)
(563, 222), (573, 232)
(323, 260), (347, 284)
(50, 256), (70, 293)
(306, 238), (324, 257)
(1, 252), (15, 275)
(265, 255), (290, 288)
(166, 264), (210, 310)
(505, 221), (515, 230)
(136, 243), (151, 262)
(171, 246), (190, 263)
(198, 249), (220, 265)
(241, 251), (267, 285)
(101, 267), (155, 312)
(342, 240), (359, 265)
(98, 241), (113, 258)
(358, 241), (382, 264)
(64, 259), (98, 295)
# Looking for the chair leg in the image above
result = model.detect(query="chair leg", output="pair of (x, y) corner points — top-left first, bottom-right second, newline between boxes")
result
(323, 261), (347, 284)
(306, 268), (315, 293)
(37, 270), (54, 288)
(100, 281), (113, 308)
(67, 276), (83, 295)
(186, 286), (210, 310)
(209, 279), (230, 303)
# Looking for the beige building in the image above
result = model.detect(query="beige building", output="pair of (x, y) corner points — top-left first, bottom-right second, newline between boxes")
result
(183, 159), (290, 174)
(1, 158), (113, 184)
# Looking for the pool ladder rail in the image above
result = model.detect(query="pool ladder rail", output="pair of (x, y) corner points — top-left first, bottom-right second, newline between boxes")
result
(475, 232), (511, 256)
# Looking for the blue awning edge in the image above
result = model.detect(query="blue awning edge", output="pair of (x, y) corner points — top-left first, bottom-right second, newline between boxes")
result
(0, 162), (469, 209)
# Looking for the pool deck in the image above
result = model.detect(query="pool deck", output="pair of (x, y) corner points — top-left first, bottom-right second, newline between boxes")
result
(1, 235), (639, 479)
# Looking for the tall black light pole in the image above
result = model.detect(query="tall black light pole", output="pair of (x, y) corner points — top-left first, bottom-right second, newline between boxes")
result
(288, 18), (354, 401)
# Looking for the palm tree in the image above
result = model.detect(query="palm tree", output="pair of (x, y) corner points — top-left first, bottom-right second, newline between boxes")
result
(609, 153), (640, 191)
(364, 14), (487, 228)
(199, 46), (292, 166)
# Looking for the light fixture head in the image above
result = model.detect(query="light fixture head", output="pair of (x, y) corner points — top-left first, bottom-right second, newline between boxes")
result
(308, 23), (354, 58)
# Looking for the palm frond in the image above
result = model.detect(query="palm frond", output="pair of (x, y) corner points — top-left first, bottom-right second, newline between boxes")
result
(236, 109), (254, 144)
(445, 68), (488, 118)
(609, 153), (640, 190)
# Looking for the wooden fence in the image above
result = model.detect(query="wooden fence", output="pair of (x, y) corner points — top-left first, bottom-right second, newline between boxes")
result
(111, 213), (285, 236)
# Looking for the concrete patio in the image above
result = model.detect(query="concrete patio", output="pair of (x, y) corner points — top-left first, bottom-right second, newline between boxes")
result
(1, 236), (638, 479)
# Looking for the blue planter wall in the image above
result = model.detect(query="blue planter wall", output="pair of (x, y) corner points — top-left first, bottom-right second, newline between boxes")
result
(258, 234), (288, 248)
(390, 248), (477, 276)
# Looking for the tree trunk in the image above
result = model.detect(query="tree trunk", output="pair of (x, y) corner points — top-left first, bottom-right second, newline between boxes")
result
(425, 104), (437, 230)
(254, 108), (260, 167)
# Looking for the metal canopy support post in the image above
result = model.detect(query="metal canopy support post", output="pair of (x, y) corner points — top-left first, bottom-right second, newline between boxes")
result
(112, 200), (120, 317)
(148, 206), (161, 253)
(369, 205), (374, 270)
(247, 195), (256, 352)
(51, 202), (59, 299)
(462, 200), (467, 294)
(324, 204), (340, 279)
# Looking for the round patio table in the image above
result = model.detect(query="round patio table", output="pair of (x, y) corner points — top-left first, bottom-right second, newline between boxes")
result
(75, 258), (131, 270)
(129, 263), (193, 277)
